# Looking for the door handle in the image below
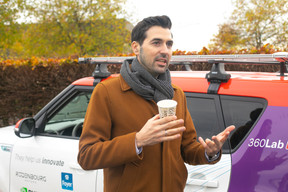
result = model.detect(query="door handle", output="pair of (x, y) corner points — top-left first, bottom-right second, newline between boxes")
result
(186, 178), (218, 188)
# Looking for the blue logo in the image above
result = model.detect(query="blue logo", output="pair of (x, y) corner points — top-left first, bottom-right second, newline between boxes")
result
(61, 172), (73, 191)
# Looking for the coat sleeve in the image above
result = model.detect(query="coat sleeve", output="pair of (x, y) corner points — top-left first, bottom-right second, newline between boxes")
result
(77, 82), (143, 170)
(179, 89), (221, 165)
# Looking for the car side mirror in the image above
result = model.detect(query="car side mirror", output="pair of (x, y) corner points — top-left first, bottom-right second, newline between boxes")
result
(14, 118), (35, 138)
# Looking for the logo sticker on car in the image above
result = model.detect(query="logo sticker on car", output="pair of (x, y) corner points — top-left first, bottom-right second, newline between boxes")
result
(20, 187), (37, 192)
(1, 145), (12, 152)
(248, 138), (288, 150)
(61, 172), (73, 191)
(15, 171), (46, 183)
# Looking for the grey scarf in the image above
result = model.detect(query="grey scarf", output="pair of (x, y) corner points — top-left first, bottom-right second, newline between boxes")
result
(120, 58), (174, 103)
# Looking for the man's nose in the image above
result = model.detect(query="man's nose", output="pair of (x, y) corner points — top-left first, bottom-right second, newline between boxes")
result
(160, 44), (169, 54)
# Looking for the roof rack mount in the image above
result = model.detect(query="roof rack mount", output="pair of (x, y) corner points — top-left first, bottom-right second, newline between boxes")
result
(205, 62), (231, 94)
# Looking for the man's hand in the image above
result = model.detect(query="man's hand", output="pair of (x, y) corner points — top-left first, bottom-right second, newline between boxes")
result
(199, 125), (235, 157)
(135, 115), (186, 148)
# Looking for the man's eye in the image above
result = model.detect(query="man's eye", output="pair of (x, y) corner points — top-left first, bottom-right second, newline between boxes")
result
(167, 42), (173, 48)
(153, 41), (161, 46)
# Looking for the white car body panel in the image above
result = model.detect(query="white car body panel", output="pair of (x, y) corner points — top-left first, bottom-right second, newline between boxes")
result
(9, 135), (97, 192)
(0, 126), (16, 192)
(0, 124), (231, 192)
(185, 155), (231, 192)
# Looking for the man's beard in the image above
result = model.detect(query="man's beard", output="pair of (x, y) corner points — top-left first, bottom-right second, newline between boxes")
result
(138, 47), (169, 75)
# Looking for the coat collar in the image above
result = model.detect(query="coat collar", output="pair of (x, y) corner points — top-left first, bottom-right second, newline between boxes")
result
(119, 75), (131, 91)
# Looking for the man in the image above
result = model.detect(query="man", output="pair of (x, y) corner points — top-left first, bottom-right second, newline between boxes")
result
(78, 15), (235, 192)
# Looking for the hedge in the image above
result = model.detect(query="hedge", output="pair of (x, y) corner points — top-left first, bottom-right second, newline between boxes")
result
(0, 50), (283, 127)
(0, 60), (94, 126)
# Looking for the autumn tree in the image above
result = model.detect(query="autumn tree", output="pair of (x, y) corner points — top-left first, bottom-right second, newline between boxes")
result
(0, 0), (24, 58)
(209, 22), (242, 50)
(6, 0), (131, 57)
(210, 0), (288, 50)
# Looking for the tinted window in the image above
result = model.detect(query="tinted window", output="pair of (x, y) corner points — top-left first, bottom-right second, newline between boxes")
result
(221, 96), (266, 150)
(186, 93), (223, 141)
(185, 93), (266, 153)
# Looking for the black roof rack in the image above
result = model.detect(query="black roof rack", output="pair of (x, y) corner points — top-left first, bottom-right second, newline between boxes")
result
(79, 52), (288, 91)
(205, 56), (288, 93)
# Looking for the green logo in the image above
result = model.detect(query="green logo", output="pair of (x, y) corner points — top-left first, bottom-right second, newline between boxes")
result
(20, 187), (27, 192)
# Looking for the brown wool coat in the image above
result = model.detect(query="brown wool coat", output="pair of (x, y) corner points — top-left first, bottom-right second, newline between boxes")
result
(78, 75), (220, 192)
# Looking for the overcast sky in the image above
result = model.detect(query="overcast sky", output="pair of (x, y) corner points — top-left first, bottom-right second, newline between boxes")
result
(125, 0), (234, 52)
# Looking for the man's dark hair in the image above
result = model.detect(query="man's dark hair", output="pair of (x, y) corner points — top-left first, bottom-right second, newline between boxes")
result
(131, 15), (172, 45)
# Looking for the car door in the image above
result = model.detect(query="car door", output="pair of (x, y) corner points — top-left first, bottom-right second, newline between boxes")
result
(10, 87), (100, 192)
(221, 95), (268, 192)
(184, 93), (231, 192)
(183, 93), (266, 192)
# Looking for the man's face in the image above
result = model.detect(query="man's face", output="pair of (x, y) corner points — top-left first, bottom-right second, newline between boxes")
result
(132, 26), (173, 77)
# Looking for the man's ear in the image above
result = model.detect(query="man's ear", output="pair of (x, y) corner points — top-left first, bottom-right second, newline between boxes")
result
(131, 41), (140, 55)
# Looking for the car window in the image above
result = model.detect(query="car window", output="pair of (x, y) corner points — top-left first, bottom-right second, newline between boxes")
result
(185, 93), (224, 141)
(44, 91), (92, 137)
(220, 96), (266, 150)
(185, 93), (267, 153)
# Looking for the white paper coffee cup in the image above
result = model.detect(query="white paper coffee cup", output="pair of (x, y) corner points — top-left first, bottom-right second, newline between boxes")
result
(157, 99), (177, 118)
